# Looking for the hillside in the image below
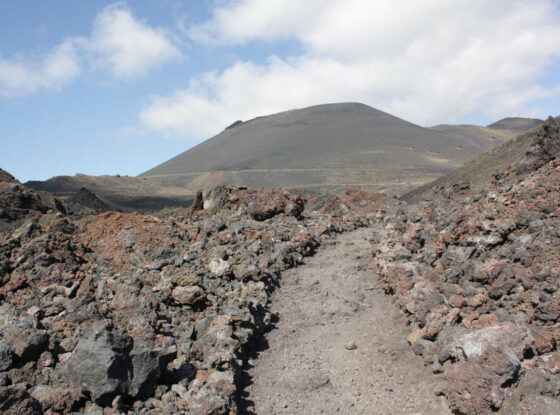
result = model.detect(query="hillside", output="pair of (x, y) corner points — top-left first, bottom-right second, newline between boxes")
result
(403, 116), (556, 203)
(141, 103), (526, 195)
(25, 174), (193, 211)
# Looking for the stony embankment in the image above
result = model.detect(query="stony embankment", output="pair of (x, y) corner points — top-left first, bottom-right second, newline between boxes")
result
(373, 117), (560, 414)
(0, 179), (387, 414)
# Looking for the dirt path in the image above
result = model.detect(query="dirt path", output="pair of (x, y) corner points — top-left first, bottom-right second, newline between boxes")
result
(242, 227), (451, 414)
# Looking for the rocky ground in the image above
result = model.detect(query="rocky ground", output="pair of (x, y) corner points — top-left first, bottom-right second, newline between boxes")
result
(0, 174), (391, 414)
(0, 116), (558, 414)
(373, 117), (560, 414)
(245, 227), (450, 414)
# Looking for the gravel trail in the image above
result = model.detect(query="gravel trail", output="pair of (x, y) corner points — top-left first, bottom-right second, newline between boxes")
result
(242, 227), (451, 414)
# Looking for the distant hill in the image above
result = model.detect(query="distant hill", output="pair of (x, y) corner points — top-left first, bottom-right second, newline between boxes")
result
(141, 103), (536, 195)
(403, 116), (556, 203)
(429, 117), (543, 151)
(487, 117), (543, 131)
(25, 174), (193, 211)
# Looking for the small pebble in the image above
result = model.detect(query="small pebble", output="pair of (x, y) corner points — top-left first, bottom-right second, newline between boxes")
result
(345, 341), (357, 350)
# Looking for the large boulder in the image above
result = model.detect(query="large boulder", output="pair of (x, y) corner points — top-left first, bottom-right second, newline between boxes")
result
(30, 387), (83, 414)
(248, 190), (304, 221)
(0, 305), (49, 363)
(172, 285), (207, 305)
(184, 370), (236, 415)
(438, 322), (534, 363)
(67, 323), (176, 404)
(446, 346), (524, 414)
(500, 368), (560, 414)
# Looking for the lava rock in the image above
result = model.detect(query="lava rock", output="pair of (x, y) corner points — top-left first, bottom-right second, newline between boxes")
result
(446, 346), (524, 414)
(68, 323), (175, 404)
(0, 386), (42, 415)
(171, 286), (206, 305)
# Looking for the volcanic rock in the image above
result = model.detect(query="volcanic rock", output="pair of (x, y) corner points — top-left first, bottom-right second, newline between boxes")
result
(0, 179), (367, 413)
(0, 386), (42, 415)
(446, 346), (524, 414)
(373, 117), (560, 412)
(0, 168), (19, 184)
(67, 323), (175, 404)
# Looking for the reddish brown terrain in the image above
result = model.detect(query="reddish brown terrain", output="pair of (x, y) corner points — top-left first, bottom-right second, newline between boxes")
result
(0, 116), (558, 414)
(0, 175), (387, 414)
(373, 117), (560, 414)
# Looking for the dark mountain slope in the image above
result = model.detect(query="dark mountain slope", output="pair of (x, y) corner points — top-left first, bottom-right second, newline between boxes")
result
(25, 104), (541, 205)
(26, 174), (193, 212)
(140, 103), (503, 195)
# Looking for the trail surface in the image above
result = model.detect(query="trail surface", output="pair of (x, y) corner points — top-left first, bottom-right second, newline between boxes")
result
(243, 227), (451, 414)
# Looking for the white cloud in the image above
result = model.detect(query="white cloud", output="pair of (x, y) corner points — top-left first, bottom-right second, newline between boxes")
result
(0, 2), (181, 97)
(84, 3), (181, 79)
(0, 40), (81, 97)
(189, 0), (325, 44)
(142, 0), (560, 138)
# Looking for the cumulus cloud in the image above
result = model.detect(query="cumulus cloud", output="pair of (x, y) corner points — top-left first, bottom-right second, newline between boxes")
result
(84, 3), (181, 79)
(142, 0), (560, 138)
(0, 40), (81, 97)
(0, 2), (181, 96)
(189, 0), (324, 44)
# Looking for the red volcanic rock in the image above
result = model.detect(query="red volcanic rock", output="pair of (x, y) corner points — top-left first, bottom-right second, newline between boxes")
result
(534, 327), (560, 355)
(31, 387), (83, 414)
(247, 189), (303, 220)
(447, 346), (524, 414)
(0, 174), (372, 414)
(373, 118), (560, 412)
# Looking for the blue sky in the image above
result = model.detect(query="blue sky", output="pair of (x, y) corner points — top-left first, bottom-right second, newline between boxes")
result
(1, 0), (560, 182)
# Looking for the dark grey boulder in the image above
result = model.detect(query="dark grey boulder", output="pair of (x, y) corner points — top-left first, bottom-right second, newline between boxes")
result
(68, 323), (176, 405)
(67, 324), (131, 404)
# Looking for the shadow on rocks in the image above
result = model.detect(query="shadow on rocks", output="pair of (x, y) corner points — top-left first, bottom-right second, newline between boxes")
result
(235, 313), (278, 414)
